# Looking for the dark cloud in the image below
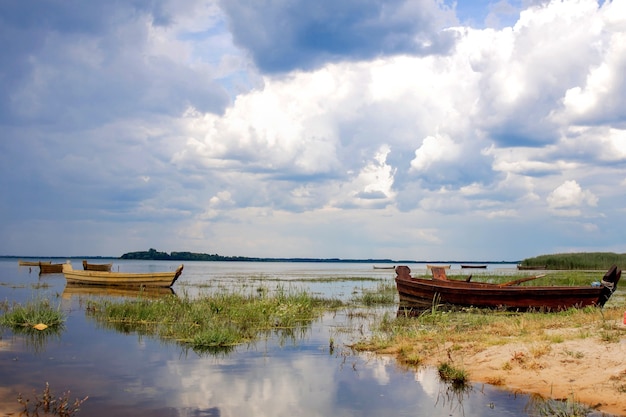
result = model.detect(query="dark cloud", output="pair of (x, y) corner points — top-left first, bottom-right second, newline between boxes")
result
(219, 0), (458, 73)
(0, 1), (229, 129)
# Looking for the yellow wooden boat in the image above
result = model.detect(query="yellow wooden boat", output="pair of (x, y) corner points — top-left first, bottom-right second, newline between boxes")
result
(19, 260), (51, 266)
(63, 263), (183, 287)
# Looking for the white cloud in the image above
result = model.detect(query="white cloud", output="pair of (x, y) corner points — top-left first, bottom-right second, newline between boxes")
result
(547, 180), (598, 212)
(409, 134), (461, 172)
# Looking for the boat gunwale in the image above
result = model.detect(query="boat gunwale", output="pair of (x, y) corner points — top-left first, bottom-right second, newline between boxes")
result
(63, 264), (184, 288)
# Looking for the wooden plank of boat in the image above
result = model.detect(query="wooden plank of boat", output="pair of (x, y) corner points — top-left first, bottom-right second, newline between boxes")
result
(83, 260), (113, 271)
(39, 262), (65, 274)
(426, 264), (451, 270)
(395, 265), (621, 311)
(460, 264), (487, 269)
(63, 263), (183, 288)
(19, 260), (51, 266)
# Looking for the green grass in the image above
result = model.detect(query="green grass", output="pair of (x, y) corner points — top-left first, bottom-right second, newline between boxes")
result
(351, 281), (397, 306)
(520, 252), (626, 270)
(0, 298), (65, 329)
(85, 286), (345, 354)
(437, 361), (469, 388)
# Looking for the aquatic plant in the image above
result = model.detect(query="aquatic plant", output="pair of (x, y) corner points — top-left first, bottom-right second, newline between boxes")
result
(18, 382), (88, 417)
(528, 394), (590, 417)
(351, 281), (396, 306)
(85, 287), (343, 353)
(437, 361), (469, 389)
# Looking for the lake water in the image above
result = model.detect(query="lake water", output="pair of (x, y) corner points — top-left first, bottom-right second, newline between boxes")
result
(0, 258), (602, 416)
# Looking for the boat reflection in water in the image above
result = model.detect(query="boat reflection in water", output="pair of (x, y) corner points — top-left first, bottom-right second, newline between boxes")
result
(62, 283), (175, 299)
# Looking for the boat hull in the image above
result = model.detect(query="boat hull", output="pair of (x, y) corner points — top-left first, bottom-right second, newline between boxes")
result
(39, 262), (65, 274)
(83, 260), (113, 271)
(395, 265), (620, 311)
(63, 264), (183, 288)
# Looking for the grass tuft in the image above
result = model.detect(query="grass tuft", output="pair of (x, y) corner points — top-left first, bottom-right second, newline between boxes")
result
(0, 298), (65, 329)
(85, 287), (343, 354)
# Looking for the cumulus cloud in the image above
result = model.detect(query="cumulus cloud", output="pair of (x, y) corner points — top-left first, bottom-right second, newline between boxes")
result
(547, 180), (598, 216)
(409, 134), (461, 172)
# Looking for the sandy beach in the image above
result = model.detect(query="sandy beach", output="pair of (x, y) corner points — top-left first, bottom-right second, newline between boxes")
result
(417, 321), (626, 416)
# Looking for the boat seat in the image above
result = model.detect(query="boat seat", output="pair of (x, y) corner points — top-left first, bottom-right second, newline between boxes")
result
(395, 265), (412, 280)
(431, 266), (448, 280)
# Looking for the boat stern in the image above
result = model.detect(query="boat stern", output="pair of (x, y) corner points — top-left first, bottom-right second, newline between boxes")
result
(599, 265), (622, 307)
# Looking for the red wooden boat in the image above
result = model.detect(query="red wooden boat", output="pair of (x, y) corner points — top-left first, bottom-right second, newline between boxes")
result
(395, 265), (621, 311)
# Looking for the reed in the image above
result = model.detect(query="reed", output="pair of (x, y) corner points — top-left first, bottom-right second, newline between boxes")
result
(85, 287), (344, 353)
(529, 394), (590, 417)
(352, 281), (397, 306)
(519, 252), (626, 270)
(18, 382), (88, 417)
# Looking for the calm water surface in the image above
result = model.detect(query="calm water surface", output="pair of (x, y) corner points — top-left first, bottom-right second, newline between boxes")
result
(0, 258), (595, 416)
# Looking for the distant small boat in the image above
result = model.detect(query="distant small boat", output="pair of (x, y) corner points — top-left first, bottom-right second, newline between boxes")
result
(19, 260), (51, 267)
(63, 263), (183, 288)
(426, 264), (450, 270)
(373, 265), (395, 270)
(39, 262), (65, 274)
(461, 264), (487, 269)
(83, 260), (113, 272)
(517, 264), (547, 270)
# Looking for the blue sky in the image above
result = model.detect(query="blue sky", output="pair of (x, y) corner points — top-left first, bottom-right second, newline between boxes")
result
(1, 0), (625, 261)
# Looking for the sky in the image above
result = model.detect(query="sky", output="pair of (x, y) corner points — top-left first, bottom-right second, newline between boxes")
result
(1, 0), (625, 261)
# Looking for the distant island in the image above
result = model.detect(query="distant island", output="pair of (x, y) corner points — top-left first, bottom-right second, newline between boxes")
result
(119, 248), (515, 264)
(120, 248), (402, 263)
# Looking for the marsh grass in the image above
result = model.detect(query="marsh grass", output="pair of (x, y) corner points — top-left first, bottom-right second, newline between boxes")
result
(351, 280), (396, 306)
(520, 252), (626, 270)
(354, 304), (626, 369)
(437, 362), (469, 388)
(528, 394), (590, 417)
(86, 286), (344, 354)
(0, 298), (64, 329)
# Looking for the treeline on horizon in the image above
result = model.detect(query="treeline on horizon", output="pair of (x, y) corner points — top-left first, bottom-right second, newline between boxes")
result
(120, 248), (400, 263)
(120, 249), (626, 269)
(120, 248), (517, 264)
(519, 252), (626, 270)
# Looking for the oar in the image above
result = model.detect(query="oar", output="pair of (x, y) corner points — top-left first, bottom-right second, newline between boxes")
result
(498, 274), (546, 287)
